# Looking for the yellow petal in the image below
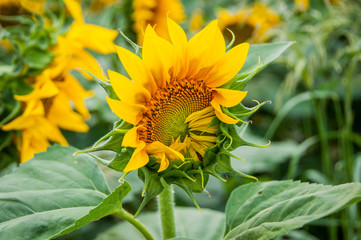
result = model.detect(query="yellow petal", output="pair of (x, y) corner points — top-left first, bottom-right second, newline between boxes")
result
(2, 100), (44, 131)
(158, 153), (169, 172)
(123, 141), (149, 172)
(211, 100), (239, 124)
(116, 45), (157, 93)
(205, 43), (249, 88)
(147, 141), (184, 161)
(63, 0), (83, 22)
(68, 23), (117, 54)
(67, 48), (104, 80)
(62, 73), (93, 119)
(106, 97), (147, 125)
(47, 94), (89, 132)
(20, 129), (49, 163)
(122, 126), (141, 148)
(187, 20), (225, 78)
(36, 118), (68, 145)
(212, 89), (248, 107)
(108, 70), (150, 104)
(143, 25), (175, 88)
(15, 78), (59, 102)
(167, 17), (188, 79)
(167, 17), (187, 51)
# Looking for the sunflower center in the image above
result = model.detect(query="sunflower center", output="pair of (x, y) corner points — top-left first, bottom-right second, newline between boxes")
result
(138, 79), (213, 146)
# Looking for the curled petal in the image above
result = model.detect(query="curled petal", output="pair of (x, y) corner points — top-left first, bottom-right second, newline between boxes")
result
(123, 141), (149, 172)
(211, 100), (239, 124)
(212, 88), (247, 107)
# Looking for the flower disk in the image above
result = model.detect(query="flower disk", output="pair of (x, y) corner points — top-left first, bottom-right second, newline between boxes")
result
(106, 17), (249, 172)
(139, 78), (213, 146)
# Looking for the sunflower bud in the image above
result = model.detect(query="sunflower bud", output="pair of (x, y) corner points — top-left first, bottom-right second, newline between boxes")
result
(78, 17), (269, 214)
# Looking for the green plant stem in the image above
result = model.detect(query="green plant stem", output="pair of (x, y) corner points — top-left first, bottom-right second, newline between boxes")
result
(114, 209), (155, 240)
(158, 184), (177, 240)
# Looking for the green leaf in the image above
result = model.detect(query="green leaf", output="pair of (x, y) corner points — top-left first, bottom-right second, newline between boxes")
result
(23, 48), (54, 69)
(240, 42), (294, 75)
(95, 207), (225, 240)
(224, 180), (361, 240)
(0, 145), (131, 240)
(222, 42), (294, 89)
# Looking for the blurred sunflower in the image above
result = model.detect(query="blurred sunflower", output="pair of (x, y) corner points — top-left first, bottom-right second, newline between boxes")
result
(295, 0), (309, 12)
(89, 0), (119, 11)
(0, 0), (45, 17)
(189, 8), (204, 33)
(218, 3), (280, 44)
(107, 18), (249, 172)
(1, 0), (117, 162)
(132, 0), (185, 44)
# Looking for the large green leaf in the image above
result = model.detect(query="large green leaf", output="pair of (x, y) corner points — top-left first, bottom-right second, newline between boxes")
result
(96, 207), (225, 240)
(240, 42), (294, 74)
(0, 145), (131, 240)
(222, 42), (293, 90)
(224, 181), (361, 240)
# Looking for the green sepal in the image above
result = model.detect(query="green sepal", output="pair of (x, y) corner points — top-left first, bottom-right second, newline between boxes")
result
(225, 29), (235, 51)
(229, 100), (270, 122)
(204, 154), (257, 182)
(220, 123), (270, 151)
(74, 120), (133, 172)
(118, 27), (142, 57)
(77, 69), (119, 100)
(135, 168), (164, 216)
(203, 145), (220, 167)
(222, 56), (261, 90)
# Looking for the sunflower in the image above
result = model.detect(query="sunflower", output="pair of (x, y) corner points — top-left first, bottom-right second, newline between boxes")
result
(1, 0), (117, 162)
(218, 3), (280, 44)
(295, 0), (309, 12)
(106, 18), (249, 172)
(132, 0), (185, 44)
(0, 0), (45, 16)
(189, 8), (204, 33)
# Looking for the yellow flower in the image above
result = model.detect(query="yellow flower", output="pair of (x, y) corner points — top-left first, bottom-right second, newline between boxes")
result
(0, 0), (45, 16)
(132, 0), (185, 44)
(2, 99), (68, 162)
(89, 0), (118, 11)
(1, 0), (117, 162)
(189, 9), (204, 33)
(295, 0), (309, 12)
(60, 0), (118, 79)
(218, 3), (280, 44)
(107, 18), (249, 172)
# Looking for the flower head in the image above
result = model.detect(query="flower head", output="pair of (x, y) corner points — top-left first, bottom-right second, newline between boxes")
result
(132, 0), (185, 44)
(1, 0), (117, 162)
(218, 3), (280, 44)
(106, 18), (249, 172)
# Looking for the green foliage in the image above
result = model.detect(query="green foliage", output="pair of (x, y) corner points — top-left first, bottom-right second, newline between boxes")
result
(95, 207), (225, 240)
(224, 181), (361, 240)
(0, 145), (131, 240)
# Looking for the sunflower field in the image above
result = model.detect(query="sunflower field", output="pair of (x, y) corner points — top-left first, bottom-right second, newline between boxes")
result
(0, 0), (360, 239)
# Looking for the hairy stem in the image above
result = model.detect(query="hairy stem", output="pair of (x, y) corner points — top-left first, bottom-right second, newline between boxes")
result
(158, 184), (176, 239)
(114, 209), (155, 240)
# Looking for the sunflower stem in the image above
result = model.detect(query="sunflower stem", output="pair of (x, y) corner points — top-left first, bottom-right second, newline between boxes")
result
(114, 209), (155, 240)
(158, 184), (177, 240)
